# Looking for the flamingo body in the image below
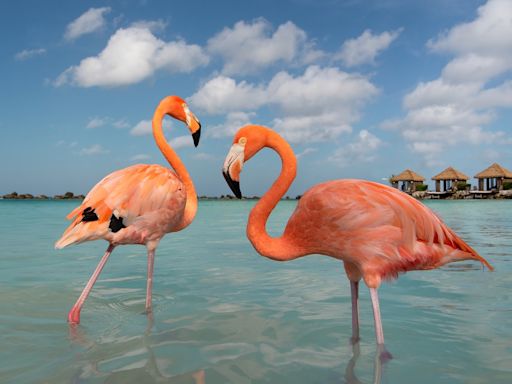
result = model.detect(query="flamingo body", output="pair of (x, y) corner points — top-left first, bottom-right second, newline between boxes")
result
(284, 179), (491, 287)
(56, 164), (186, 250)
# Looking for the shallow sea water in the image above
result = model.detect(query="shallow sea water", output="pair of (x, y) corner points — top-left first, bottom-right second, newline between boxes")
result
(0, 199), (511, 383)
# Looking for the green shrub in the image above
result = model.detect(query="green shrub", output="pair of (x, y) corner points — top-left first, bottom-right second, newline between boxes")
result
(456, 182), (470, 190)
(415, 184), (428, 191)
(503, 181), (512, 190)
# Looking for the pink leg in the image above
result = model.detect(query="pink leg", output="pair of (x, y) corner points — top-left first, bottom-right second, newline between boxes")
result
(350, 280), (360, 343)
(145, 249), (155, 313)
(370, 288), (393, 361)
(68, 244), (115, 324)
(369, 288), (384, 345)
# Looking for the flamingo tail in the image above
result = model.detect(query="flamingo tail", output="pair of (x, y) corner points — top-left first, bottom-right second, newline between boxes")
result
(445, 227), (494, 271)
(55, 219), (108, 249)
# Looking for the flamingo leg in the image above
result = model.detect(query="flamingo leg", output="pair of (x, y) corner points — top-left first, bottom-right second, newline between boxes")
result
(350, 280), (360, 343)
(68, 244), (115, 324)
(369, 288), (384, 345)
(145, 249), (155, 313)
(370, 288), (393, 361)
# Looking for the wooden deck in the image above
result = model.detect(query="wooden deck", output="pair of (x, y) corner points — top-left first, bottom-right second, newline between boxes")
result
(469, 190), (496, 199)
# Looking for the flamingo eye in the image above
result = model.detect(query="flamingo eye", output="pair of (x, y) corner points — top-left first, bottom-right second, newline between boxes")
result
(238, 137), (247, 145)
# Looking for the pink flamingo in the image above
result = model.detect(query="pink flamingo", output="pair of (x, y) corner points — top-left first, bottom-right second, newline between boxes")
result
(56, 96), (201, 324)
(222, 125), (493, 353)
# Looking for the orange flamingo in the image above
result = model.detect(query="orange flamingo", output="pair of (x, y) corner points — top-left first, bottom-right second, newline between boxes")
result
(222, 125), (493, 354)
(56, 95), (201, 324)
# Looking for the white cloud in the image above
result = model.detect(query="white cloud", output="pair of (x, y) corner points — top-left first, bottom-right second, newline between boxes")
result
(296, 147), (317, 159)
(427, 0), (512, 58)
(15, 48), (46, 61)
(130, 119), (173, 136)
(130, 153), (151, 161)
(335, 29), (402, 67)
(207, 19), (320, 75)
(384, 0), (512, 165)
(80, 144), (109, 155)
(208, 111), (255, 138)
(189, 76), (266, 114)
(329, 130), (382, 166)
(87, 117), (130, 129)
(112, 119), (130, 129)
(56, 25), (209, 87)
(86, 117), (108, 129)
(169, 135), (194, 149)
(190, 65), (378, 144)
(64, 7), (111, 41)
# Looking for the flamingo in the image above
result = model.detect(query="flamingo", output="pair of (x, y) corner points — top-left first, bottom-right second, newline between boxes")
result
(56, 95), (201, 324)
(222, 125), (493, 354)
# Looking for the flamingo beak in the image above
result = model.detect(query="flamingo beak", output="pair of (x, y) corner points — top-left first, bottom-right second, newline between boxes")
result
(222, 144), (244, 199)
(192, 123), (201, 147)
(183, 103), (201, 147)
(223, 170), (241, 199)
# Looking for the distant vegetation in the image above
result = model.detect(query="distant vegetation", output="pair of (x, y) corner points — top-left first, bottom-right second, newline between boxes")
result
(456, 182), (471, 190)
(1, 192), (301, 200)
(1, 191), (85, 200)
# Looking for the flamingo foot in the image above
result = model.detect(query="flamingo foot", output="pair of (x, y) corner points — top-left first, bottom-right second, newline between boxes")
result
(377, 344), (393, 362)
(68, 306), (81, 325)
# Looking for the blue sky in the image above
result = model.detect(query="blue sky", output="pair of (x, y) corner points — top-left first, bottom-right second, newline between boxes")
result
(1, 0), (511, 197)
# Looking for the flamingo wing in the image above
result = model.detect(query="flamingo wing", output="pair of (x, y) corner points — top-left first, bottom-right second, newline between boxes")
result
(55, 164), (185, 249)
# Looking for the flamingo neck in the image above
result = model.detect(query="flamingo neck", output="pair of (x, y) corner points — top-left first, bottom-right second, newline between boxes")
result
(152, 106), (197, 231)
(247, 131), (303, 261)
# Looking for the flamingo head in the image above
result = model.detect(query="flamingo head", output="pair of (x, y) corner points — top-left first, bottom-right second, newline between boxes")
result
(161, 96), (201, 147)
(222, 125), (270, 199)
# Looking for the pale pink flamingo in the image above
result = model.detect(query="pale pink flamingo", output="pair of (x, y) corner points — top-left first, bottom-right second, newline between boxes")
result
(222, 125), (493, 353)
(56, 95), (201, 324)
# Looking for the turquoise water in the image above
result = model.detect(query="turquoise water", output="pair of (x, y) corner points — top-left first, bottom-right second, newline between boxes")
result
(0, 199), (511, 383)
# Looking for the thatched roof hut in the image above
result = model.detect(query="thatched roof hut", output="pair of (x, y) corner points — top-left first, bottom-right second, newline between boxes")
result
(474, 163), (512, 191)
(431, 166), (469, 192)
(390, 169), (425, 183)
(390, 169), (425, 193)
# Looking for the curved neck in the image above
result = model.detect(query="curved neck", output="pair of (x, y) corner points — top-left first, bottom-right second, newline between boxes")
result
(247, 131), (303, 261)
(152, 106), (197, 231)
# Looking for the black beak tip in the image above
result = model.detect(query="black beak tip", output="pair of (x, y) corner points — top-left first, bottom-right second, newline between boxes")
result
(192, 125), (201, 147)
(222, 170), (242, 199)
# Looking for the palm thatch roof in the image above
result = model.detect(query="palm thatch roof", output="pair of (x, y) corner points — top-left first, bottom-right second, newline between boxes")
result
(390, 169), (425, 182)
(432, 166), (469, 181)
(474, 163), (512, 179)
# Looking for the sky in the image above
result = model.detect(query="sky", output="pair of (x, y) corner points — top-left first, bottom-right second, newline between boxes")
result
(1, 0), (512, 197)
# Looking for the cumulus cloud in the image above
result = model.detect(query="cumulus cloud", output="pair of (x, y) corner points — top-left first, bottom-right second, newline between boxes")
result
(207, 19), (322, 75)
(189, 76), (266, 114)
(329, 130), (382, 166)
(383, 0), (512, 166)
(335, 29), (402, 67)
(190, 65), (378, 143)
(55, 25), (209, 87)
(208, 111), (255, 138)
(14, 48), (46, 61)
(80, 144), (109, 155)
(130, 119), (173, 136)
(64, 7), (111, 41)
(169, 135), (194, 149)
